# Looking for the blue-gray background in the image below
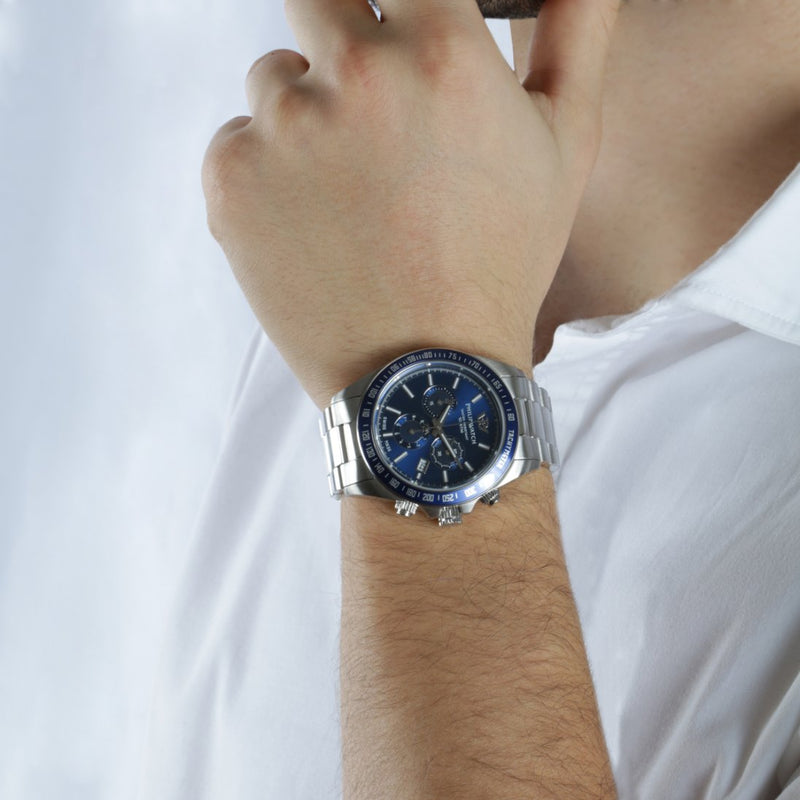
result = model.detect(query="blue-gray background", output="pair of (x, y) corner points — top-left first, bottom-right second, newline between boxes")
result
(0, 3), (513, 797)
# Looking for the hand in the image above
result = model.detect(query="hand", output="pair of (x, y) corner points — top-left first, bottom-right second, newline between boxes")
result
(203, 0), (621, 408)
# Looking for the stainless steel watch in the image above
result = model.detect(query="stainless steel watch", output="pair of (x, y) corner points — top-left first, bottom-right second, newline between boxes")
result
(320, 348), (559, 526)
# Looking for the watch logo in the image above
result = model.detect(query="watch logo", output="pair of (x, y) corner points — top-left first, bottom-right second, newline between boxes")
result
(460, 404), (478, 445)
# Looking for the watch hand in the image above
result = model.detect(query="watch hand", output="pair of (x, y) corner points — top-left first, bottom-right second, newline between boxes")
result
(438, 431), (459, 462)
(438, 405), (450, 424)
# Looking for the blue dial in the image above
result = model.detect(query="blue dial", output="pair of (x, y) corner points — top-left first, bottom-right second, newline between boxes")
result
(357, 349), (519, 507)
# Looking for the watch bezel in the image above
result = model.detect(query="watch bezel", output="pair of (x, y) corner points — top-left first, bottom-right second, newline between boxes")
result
(356, 348), (519, 507)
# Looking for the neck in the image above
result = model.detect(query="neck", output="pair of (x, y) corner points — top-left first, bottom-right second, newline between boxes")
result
(511, 0), (800, 364)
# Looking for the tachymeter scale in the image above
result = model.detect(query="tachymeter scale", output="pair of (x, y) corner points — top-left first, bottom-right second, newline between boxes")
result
(372, 364), (504, 491)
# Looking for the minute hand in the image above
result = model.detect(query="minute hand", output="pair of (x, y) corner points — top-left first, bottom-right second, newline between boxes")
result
(438, 431), (459, 462)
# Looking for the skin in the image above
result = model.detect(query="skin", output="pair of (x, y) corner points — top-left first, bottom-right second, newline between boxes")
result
(204, 2), (622, 796)
(205, 0), (621, 406)
(200, 1), (797, 796)
(511, 0), (800, 363)
(471, 0), (800, 361)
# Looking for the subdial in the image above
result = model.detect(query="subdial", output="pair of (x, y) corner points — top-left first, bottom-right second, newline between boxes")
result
(393, 414), (430, 449)
(431, 435), (464, 470)
(423, 386), (457, 421)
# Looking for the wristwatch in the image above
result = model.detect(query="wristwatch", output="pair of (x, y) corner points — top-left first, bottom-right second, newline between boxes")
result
(319, 348), (559, 526)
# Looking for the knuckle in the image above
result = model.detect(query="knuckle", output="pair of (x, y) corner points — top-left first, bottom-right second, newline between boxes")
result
(201, 125), (256, 240)
(328, 37), (388, 92)
(246, 52), (269, 83)
(329, 17), (479, 95)
(415, 27), (474, 89)
(248, 48), (286, 76)
(324, 40), (407, 130)
(408, 12), (483, 89)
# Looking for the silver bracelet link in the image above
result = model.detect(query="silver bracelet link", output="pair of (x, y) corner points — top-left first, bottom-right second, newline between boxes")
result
(507, 376), (560, 469)
(320, 401), (360, 498)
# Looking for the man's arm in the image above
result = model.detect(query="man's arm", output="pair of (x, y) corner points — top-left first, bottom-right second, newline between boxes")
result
(340, 467), (614, 799)
(201, 0), (622, 796)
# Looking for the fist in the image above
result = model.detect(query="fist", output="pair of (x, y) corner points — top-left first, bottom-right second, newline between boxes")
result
(203, 0), (620, 408)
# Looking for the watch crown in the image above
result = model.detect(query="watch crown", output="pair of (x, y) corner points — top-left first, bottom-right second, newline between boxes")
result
(437, 507), (462, 527)
(395, 500), (419, 517)
(480, 489), (500, 506)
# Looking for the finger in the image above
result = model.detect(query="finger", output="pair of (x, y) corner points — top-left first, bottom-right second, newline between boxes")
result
(245, 49), (310, 118)
(284, 0), (382, 66)
(522, 0), (622, 153)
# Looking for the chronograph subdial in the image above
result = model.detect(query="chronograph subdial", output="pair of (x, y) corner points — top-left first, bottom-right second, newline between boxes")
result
(431, 435), (464, 470)
(423, 385), (456, 422)
(392, 414), (431, 449)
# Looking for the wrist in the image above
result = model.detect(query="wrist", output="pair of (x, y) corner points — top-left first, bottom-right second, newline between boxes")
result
(339, 467), (614, 798)
(313, 335), (535, 410)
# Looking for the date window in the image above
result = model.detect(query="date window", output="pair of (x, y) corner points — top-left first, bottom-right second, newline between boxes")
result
(477, 413), (490, 434)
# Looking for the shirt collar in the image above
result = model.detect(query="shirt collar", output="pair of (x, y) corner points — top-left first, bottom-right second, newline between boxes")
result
(665, 160), (800, 346)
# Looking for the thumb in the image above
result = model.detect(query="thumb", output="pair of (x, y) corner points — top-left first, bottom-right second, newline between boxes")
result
(522, 0), (622, 170)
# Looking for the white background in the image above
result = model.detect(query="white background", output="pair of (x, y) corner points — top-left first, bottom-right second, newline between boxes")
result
(0, 3), (514, 798)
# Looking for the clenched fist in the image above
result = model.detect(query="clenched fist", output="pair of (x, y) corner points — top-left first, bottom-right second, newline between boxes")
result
(203, 0), (621, 408)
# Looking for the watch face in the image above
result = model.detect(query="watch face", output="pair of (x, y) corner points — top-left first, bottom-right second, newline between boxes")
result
(357, 349), (519, 506)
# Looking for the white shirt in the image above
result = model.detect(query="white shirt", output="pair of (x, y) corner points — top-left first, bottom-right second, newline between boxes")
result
(139, 162), (800, 800)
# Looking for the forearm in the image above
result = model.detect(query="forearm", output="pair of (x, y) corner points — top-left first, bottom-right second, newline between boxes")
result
(340, 467), (616, 800)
